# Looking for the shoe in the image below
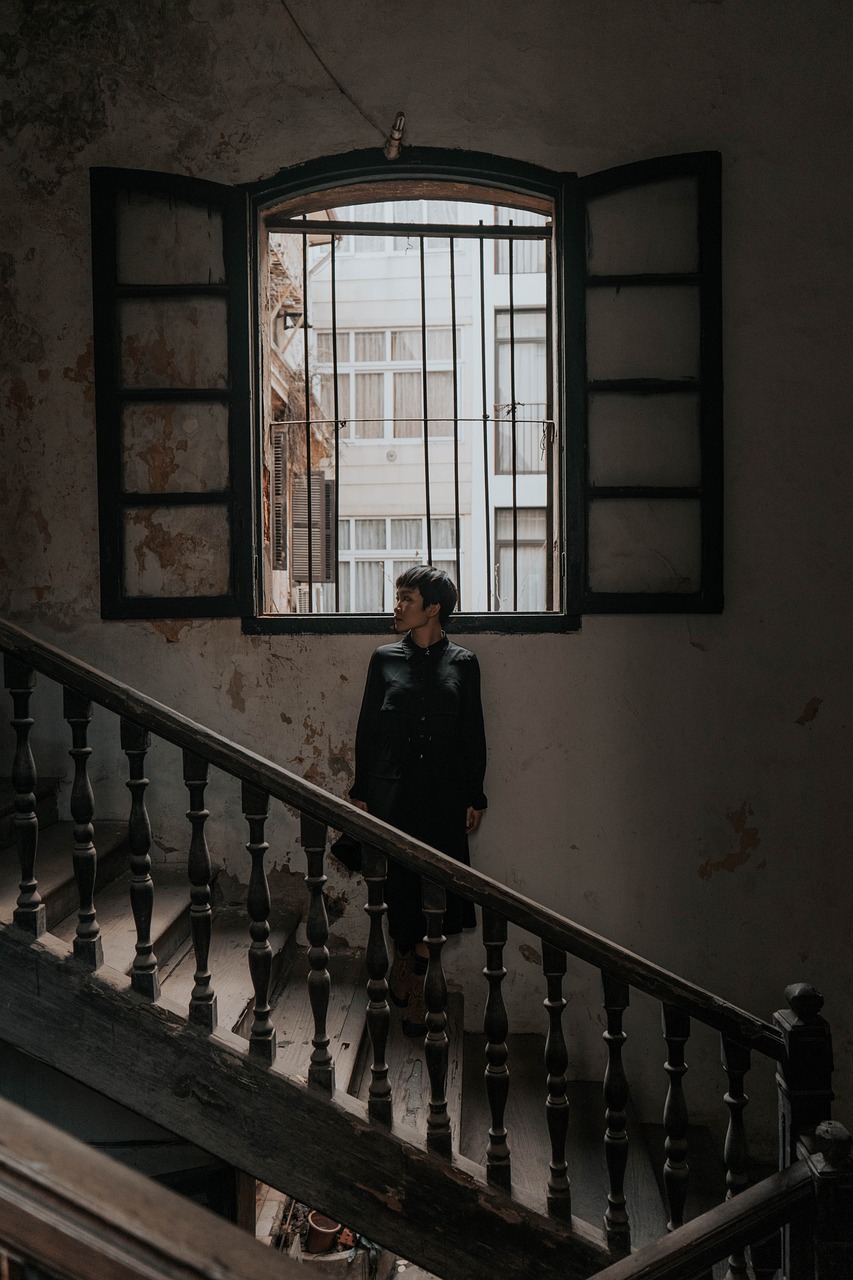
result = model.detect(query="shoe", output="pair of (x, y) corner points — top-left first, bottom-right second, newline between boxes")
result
(388, 949), (413, 1008)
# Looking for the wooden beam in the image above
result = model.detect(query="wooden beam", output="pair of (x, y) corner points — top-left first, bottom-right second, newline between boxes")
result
(0, 1095), (304, 1280)
(0, 923), (610, 1280)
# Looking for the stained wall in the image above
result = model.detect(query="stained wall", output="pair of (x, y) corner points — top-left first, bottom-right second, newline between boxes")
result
(3, 0), (853, 1156)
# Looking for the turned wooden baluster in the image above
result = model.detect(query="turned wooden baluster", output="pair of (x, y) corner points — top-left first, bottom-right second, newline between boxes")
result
(543, 942), (570, 1218)
(422, 876), (451, 1158)
(602, 970), (631, 1253)
(482, 907), (511, 1190)
(63, 688), (103, 968)
(300, 812), (333, 1090)
(662, 1003), (691, 1231)
(721, 1036), (751, 1280)
(361, 843), (392, 1123)
(182, 750), (216, 1030)
(244, 783), (275, 1064)
(4, 656), (44, 937)
(120, 718), (159, 998)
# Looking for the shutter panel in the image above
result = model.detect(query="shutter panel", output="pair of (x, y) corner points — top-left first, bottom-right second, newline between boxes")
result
(324, 479), (336, 581)
(91, 168), (253, 618)
(290, 472), (331, 582)
(565, 153), (722, 613)
(272, 431), (287, 570)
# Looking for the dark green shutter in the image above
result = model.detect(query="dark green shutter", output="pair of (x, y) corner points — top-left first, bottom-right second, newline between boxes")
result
(564, 152), (723, 613)
(91, 168), (254, 618)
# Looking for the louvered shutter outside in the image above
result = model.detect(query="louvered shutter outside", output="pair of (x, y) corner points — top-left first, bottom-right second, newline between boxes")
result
(273, 431), (287, 570)
(290, 472), (332, 582)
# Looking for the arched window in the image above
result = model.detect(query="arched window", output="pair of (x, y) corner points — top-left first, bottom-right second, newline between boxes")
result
(91, 148), (722, 630)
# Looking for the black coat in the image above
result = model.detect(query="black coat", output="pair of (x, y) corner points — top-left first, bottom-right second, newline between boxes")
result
(350, 631), (487, 943)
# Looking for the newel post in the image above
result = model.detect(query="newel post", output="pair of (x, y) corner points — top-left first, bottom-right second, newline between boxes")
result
(807, 1121), (853, 1280)
(774, 983), (834, 1167)
(775, 982), (834, 1280)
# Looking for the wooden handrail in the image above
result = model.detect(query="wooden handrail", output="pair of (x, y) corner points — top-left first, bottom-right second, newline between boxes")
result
(587, 1161), (813, 1280)
(0, 616), (784, 1057)
(0, 1095), (304, 1280)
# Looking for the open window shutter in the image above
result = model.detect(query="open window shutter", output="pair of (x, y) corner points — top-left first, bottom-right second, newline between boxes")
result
(91, 168), (253, 618)
(564, 153), (722, 613)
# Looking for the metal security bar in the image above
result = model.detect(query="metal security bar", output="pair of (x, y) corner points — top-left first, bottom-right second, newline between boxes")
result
(264, 209), (555, 618)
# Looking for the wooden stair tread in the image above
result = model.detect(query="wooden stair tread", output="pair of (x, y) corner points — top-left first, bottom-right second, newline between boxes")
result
(159, 906), (301, 1035)
(354, 988), (464, 1143)
(0, 819), (128, 926)
(52, 864), (190, 975)
(460, 1034), (669, 1247)
(271, 948), (368, 1092)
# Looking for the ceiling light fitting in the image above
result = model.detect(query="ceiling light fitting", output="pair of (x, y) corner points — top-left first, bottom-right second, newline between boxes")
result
(383, 112), (405, 161)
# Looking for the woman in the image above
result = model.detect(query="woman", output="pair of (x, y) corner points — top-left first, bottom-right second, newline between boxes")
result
(350, 566), (487, 1035)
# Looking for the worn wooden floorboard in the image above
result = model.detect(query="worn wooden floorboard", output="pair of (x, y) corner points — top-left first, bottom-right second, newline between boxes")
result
(460, 1034), (669, 1249)
(271, 948), (368, 1092)
(354, 990), (465, 1143)
(161, 907), (301, 1036)
(0, 820), (129, 928)
(51, 865), (190, 974)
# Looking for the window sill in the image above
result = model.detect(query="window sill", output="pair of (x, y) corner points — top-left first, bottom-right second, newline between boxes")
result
(243, 612), (581, 636)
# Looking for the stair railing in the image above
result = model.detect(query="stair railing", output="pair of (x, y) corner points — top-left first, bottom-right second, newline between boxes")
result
(0, 617), (843, 1279)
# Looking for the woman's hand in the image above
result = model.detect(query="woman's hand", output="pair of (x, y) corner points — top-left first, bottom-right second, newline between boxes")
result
(466, 806), (484, 833)
(351, 797), (368, 812)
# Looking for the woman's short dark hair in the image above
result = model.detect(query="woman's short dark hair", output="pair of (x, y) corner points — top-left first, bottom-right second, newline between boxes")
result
(396, 566), (458, 626)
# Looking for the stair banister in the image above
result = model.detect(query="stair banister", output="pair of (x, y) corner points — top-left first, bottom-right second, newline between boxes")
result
(582, 1159), (815, 1280)
(1, 616), (846, 1280)
(0, 618), (784, 1058)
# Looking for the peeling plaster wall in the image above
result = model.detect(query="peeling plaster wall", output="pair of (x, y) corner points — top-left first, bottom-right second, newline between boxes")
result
(3, 0), (853, 1156)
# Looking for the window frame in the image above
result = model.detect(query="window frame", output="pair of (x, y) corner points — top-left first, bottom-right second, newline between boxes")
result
(90, 147), (723, 634)
(249, 148), (574, 636)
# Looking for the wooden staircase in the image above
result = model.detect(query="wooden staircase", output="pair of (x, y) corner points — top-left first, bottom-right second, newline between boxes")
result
(1, 617), (850, 1280)
(0, 799), (666, 1246)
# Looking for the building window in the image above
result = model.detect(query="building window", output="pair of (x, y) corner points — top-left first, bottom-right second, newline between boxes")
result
(90, 149), (722, 629)
(495, 309), (548, 475)
(495, 508), (548, 612)
(314, 327), (459, 441)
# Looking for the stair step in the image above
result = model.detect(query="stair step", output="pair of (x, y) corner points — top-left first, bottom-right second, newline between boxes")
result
(460, 1034), (669, 1247)
(160, 906), (301, 1035)
(52, 864), (191, 975)
(0, 819), (129, 929)
(270, 948), (368, 1092)
(0, 776), (61, 847)
(353, 988), (465, 1143)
